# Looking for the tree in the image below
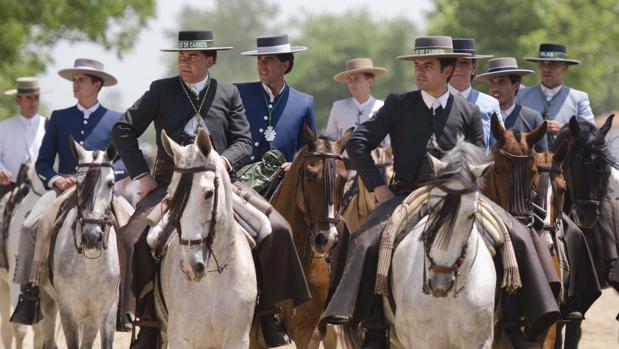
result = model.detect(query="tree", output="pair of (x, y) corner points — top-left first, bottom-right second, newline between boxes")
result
(167, 0), (279, 83)
(427, 0), (619, 114)
(0, 0), (156, 117)
(286, 11), (418, 129)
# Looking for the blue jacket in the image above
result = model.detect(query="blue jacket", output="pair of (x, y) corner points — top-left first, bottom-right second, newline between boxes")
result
(466, 89), (502, 149)
(236, 82), (317, 162)
(36, 104), (126, 188)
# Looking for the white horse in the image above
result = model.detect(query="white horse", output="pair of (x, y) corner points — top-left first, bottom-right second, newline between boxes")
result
(39, 140), (120, 349)
(390, 141), (496, 349)
(0, 163), (49, 348)
(152, 128), (256, 348)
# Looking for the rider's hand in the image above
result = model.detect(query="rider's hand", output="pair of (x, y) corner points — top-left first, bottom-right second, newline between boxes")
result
(54, 177), (76, 191)
(0, 170), (11, 186)
(374, 185), (395, 205)
(280, 162), (292, 173)
(546, 120), (563, 135)
(138, 174), (158, 198)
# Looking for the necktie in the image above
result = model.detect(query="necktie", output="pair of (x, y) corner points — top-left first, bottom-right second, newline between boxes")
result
(432, 99), (442, 116)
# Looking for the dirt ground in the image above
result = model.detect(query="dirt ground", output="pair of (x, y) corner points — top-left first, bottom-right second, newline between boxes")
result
(15, 288), (618, 348)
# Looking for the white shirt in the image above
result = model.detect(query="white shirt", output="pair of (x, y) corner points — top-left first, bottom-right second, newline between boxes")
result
(183, 75), (210, 135)
(540, 84), (563, 101)
(0, 114), (46, 182)
(448, 84), (472, 99)
(187, 74), (209, 97)
(501, 102), (517, 121)
(261, 82), (287, 103)
(421, 89), (449, 113)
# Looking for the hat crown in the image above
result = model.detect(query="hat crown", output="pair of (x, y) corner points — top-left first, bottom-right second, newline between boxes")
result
(345, 58), (375, 70)
(256, 34), (289, 48)
(488, 57), (519, 71)
(414, 36), (454, 50)
(179, 30), (214, 42)
(539, 43), (567, 55)
(73, 58), (104, 71)
(453, 38), (476, 52)
(15, 77), (40, 90)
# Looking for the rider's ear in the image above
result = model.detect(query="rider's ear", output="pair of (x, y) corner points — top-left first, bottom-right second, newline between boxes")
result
(161, 129), (182, 159)
(196, 128), (212, 157)
(599, 114), (614, 137)
(69, 135), (87, 161)
(336, 127), (354, 153)
(490, 113), (506, 145)
(526, 121), (547, 148)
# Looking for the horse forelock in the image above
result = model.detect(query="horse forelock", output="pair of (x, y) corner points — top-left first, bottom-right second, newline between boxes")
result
(434, 139), (489, 191)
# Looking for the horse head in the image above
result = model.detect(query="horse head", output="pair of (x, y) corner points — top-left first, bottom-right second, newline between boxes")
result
(556, 114), (616, 228)
(533, 140), (570, 226)
(422, 138), (492, 297)
(69, 136), (116, 254)
(484, 113), (546, 224)
(161, 128), (232, 282)
(294, 124), (351, 257)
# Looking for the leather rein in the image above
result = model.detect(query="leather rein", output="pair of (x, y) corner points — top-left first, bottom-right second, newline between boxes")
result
(297, 151), (344, 263)
(72, 162), (115, 258)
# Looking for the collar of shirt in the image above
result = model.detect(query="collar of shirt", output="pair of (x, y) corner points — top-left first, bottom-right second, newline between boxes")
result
(261, 82), (287, 103)
(448, 84), (472, 99)
(540, 83), (563, 100)
(353, 96), (375, 112)
(501, 102), (517, 120)
(421, 89), (449, 111)
(187, 74), (209, 97)
(77, 102), (101, 119)
(18, 114), (40, 129)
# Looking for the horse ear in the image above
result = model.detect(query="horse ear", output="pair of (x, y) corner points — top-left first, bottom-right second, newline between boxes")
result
(569, 115), (580, 136)
(599, 114), (614, 137)
(526, 121), (547, 147)
(69, 135), (87, 161)
(553, 139), (570, 164)
(161, 129), (182, 158)
(303, 123), (316, 144)
(105, 143), (117, 162)
(196, 128), (212, 157)
(428, 153), (447, 174)
(471, 162), (493, 180)
(490, 113), (506, 144)
(336, 127), (354, 153)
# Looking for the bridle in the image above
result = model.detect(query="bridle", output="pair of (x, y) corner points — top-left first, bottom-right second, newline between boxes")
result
(297, 151), (345, 262)
(563, 145), (609, 210)
(535, 163), (565, 233)
(167, 164), (226, 274)
(492, 148), (537, 226)
(72, 162), (115, 258)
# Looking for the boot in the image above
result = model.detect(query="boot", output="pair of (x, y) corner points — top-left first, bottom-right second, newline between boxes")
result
(10, 283), (41, 325)
(260, 313), (291, 347)
(131, 326), (158, 349)
(362, 327), (388, 349)
(117, 312), (133, 332)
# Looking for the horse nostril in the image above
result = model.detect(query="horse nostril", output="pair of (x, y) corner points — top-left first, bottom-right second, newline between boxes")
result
(97, 232), (103, 243)
(81, 235), (88, 245)
(315, 233), (328, 247)
(195, 262), (205, 274)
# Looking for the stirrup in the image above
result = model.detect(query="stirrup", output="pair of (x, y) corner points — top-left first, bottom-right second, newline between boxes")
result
(10, 287), (42, 325)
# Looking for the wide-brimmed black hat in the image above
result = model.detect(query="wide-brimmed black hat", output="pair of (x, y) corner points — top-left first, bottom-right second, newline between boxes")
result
(161, 30), (233, 52)
(241, 34), (307, 56)
(475, 57), (535, 81)
(453, 38), (492, 59)
(397, 36), (471, 61)
(58, 58), (117, 86)
(524, 43), (580, 65)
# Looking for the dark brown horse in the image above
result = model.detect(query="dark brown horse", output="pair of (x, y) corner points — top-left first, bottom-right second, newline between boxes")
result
(482, 114), (563, 347)
(251, 125), (352, 349)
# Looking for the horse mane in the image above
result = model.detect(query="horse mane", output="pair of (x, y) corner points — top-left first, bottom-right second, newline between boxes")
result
(167, 173), (194, 228)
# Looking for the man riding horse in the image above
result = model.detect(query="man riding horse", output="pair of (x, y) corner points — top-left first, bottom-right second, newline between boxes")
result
(11, 58), (126, 325)
(111, 30), (310, 348)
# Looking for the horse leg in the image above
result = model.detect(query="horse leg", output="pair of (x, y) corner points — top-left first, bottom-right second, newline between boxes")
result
(0, 269), (13, 349)
(99, 299), (117, 349)
(39, 290), (58, 349)
(79, 319), (98, 349)
(58, 309), (79, 349)
(554, 322), (564, 349)
(563, 321), (582, 349)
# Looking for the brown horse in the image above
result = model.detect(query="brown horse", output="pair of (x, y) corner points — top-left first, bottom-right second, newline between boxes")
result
(251, 125), (352, 349)
(482, 114), (563, 347)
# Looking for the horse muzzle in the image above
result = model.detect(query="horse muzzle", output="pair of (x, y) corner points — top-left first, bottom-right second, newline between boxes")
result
(572, 202), (600, 228)
(80, 227), (104, 251)
(427, 273), (455, 298)
(311, 227), (338, 255)
(180, 249), (210, 282)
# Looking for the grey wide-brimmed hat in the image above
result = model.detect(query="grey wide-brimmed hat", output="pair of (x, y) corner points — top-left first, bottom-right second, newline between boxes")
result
(161, 30), (233, 52)
(241, 34), (307, 56)
(475, 57), (535, 80)
(333, 58), (388, 83)
(397, 36), (471, 61)
(4, 77), (51, 96)
(453, 38), (492, 59)
(524, 43), (581, 65)
(58, 58), (117, 86)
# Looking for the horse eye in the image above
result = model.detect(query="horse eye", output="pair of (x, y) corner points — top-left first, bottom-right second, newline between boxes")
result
(107, 180), (114, 188)
(204, 190), (214, 200)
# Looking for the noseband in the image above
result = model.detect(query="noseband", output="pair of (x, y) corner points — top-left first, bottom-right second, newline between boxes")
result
(297, 151), (344, 261)
(493, 149), (536, 226)
(535, 164), (565, 231)
(73, 162), (115, 258)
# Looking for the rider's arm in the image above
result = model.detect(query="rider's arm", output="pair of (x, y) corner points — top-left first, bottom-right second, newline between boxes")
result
(219, 85), (253, 172)
(346, 93), (396, 192)
(35, 112), (61, 188)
